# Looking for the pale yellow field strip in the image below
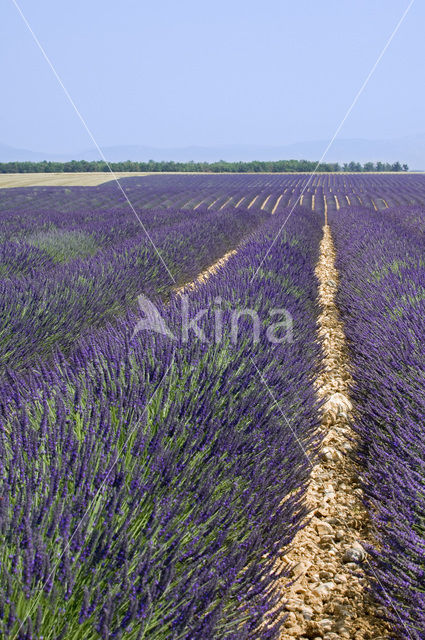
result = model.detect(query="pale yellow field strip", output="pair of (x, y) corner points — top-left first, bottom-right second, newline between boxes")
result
(324, 195), (328, 225)
(247, 195), (259, 209)
(311, 194), (315, 210)
(235, 196), (246, 208)
(335, 195), (340, 210)
(260, 194), (272, 211)
(219, 196), (234, 210)
(382, 198), (389, 208)
(271, 194), (284, 214)
(299, 194), (304, 206)
(0, 172), (149, 188)
(345, 195), (351, 206)
(371, 200), (378, 211)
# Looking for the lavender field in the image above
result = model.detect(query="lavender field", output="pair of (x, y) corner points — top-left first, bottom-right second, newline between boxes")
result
(1, 173), (425, 639)
(331, 204), (425, 639)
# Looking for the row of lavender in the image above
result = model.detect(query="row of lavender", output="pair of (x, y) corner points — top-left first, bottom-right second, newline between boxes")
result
(330, 206), (425, 639)
(0, 207), (321, 638)
(2, 173), (425, 221)
(0, 199), (267, 372)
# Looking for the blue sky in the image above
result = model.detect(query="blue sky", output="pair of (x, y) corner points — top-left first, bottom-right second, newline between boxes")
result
(0, 0), (422, 153)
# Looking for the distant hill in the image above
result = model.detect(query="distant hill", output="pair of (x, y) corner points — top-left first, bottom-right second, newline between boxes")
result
(1, 134), (424, 169)
(0, 142), (71, 163)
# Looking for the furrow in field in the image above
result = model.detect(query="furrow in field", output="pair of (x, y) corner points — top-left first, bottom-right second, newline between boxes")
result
(260, 193), (272, 211)
(247, 194), (260, 209)
(219, 196), (234, 210)
(207, 196), (223, 210)
(173, 249), (237, 296)
(272, 194), (284, 214)
(193, 197), (208, 210)
(235, 196), (246, 208)
(277, 225), (390, 640)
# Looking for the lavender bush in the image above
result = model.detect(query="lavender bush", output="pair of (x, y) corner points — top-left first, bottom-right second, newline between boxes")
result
(330, 205), (425, 639)
(0, 197), (267, 372)
(0, 206), (322, 639)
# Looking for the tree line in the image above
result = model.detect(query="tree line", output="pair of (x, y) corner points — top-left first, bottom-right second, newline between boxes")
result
(0, 159), (409, 173)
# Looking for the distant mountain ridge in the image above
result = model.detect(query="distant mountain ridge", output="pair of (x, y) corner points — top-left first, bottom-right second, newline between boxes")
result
(1, 134), (424, 169)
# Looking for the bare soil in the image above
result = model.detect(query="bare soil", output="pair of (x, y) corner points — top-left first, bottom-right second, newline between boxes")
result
(174, 249), (237, 296)
(276, 225), (392, 640)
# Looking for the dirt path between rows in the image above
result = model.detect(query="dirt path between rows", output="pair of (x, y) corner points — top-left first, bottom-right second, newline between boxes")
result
(173, 249), (237, 296)
(171, 224), (394, 638)
(277, 225), (391, 640)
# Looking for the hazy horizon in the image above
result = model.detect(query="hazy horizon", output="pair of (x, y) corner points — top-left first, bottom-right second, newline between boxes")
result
(1, 132), (425, 169)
